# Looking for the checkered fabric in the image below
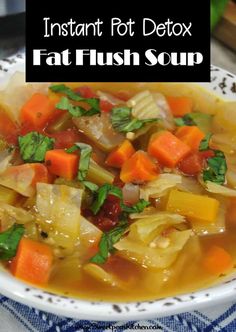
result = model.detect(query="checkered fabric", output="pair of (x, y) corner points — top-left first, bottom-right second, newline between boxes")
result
(0, 295), (236, 331)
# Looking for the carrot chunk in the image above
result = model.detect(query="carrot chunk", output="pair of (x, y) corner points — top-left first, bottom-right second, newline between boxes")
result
(106, 140), (135, 168)
(20, 93), (56, 130)
(202, 245), (233, 275)
(120, 150), (159, 183)
(148, 131), (191, 167)
(45, 149), (79, 180)
(10, 238), (53, 285)
(167, 96), (193, 117)
(175, 126), (205, 151)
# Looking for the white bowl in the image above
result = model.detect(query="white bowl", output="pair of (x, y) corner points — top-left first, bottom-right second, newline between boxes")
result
(0, 54), (236, 321)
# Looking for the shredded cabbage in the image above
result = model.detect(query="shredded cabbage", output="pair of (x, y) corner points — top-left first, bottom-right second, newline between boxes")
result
(205, 181), (236, 197)
(115, 230), (191, 269)
(140, 174), (182, 200)
(36, 183), (83, 240)
(0, 202), (34, 230)
(129, 212), (186, 244)
(36, 183), (101, 250)
(127, 90), (174, 130)
(127, 90), (160, 120)
(115, 212), (191, 269)
(0, 165), (35, 197)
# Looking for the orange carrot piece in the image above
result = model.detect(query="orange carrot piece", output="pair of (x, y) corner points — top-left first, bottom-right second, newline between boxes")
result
(175, 126), (205, 151)
(148, 131), (191, 167)
(20, 93), (56, 130)
(106, 140), (135, 168)
(45, 149), (79, 180)
(10, 238), (53, 285)
(120, 150), (159, 183)
(167, 96), (193, 117)
(202, 245), (233, 275)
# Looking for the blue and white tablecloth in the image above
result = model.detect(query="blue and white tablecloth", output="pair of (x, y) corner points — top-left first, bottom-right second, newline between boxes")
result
(0, 296), (236, 331)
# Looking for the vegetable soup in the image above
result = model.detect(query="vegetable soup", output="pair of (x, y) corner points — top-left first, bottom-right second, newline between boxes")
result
(0, 76), (236, 301)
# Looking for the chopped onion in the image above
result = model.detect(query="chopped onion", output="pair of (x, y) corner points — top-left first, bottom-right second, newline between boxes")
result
(73, 113), (124, 151)
(177, 176), (205, 195)
(122, 183), (140, 204)
(97, 91), (123, 105)
(152, 93), (175, 130)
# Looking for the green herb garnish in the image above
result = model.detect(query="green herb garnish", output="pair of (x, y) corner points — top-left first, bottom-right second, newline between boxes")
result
(90, 183), (150, 215)
(121, 199), (150, 214)
(211, 0), (229, 30)
(199, 133), (227, 185)
(0, 224), (24, 260)
(174, 114), (196, 127)
(18, 132), (55, 163)
(89, 184), (150, 264)
(50, 84), (100, 115)
(175, 112), (213, 134)
(66, 143), (98, 191)
(203, 150), (227, 185)
(199, 133), (213, 151)
(90, 220), (128, 264)
(90, 184), (122, 215)
(67, 143), (92, 181)
(56, 96), (100, 118)
(111, 107), (158, 133)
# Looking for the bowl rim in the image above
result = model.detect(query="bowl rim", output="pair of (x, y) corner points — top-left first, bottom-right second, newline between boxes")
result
(0, 56), (236, 321)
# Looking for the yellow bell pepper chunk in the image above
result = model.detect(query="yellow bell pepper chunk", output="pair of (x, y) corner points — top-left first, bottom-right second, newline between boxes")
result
(166, 189), (219, 223)
(0, 185), (18, 205)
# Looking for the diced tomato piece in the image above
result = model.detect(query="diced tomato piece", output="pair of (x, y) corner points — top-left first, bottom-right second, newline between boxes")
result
(178, 153), (203, 176)
(50, 129), (81, 149)
(74, 86), (97, 98)
(199, 150), (215, 160)
(113, 175), (125, 188)
(96, 217), (117, 232)
(100, 100), (114, 113)
(0, 108), (19, 145)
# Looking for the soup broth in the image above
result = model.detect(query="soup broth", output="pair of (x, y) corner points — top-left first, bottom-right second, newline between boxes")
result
(0, 78), (236, 302)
